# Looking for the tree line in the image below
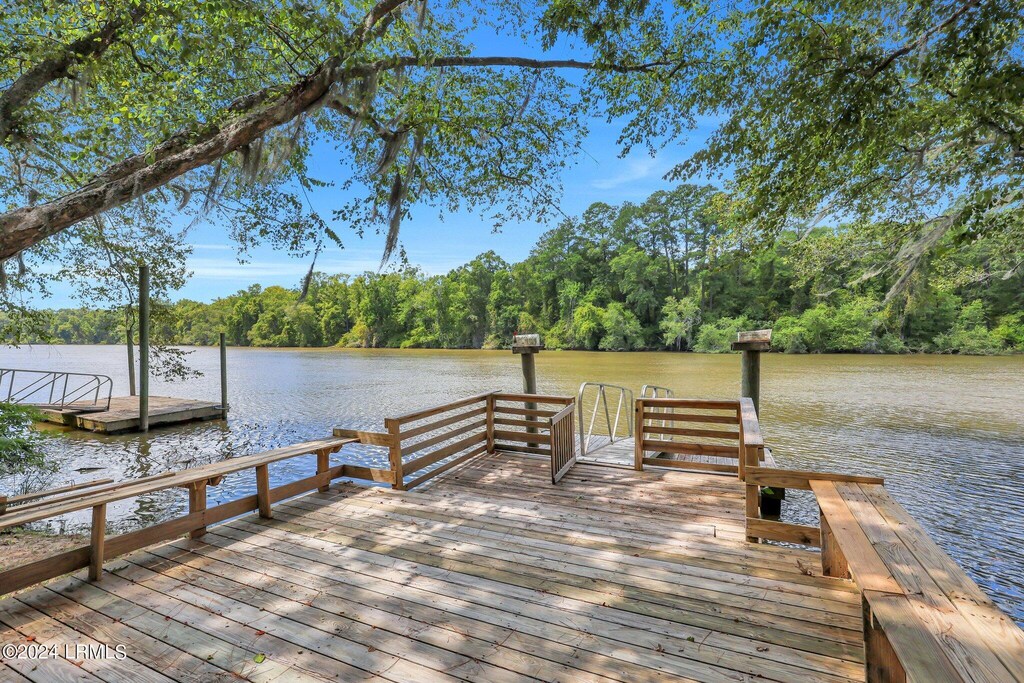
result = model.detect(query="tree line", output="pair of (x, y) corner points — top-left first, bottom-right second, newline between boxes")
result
(21, 186), (1024, 355)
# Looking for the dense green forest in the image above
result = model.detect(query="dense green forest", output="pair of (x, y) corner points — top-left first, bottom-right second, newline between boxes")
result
(20, 186), (1024, 355)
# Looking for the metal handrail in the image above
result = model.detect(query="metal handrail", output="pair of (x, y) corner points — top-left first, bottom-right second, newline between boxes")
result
(640, 384), (675, 440)
(577, 382), (634, 457)
(0, 368), (113, 411)
(640, 384), (674, 399)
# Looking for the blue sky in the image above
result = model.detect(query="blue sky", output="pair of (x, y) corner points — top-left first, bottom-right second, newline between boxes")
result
(45, 12), (724, 307)
(174, 119), (717, 303)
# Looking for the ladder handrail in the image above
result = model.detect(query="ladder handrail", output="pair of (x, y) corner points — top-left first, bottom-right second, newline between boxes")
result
(640, 384), (674, 399)
(640, 385), (675, 439)
(1, 368), (113, 411)
(576, 382), (635, 457)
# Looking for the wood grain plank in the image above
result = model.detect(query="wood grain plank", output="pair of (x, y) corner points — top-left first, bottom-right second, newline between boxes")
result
(811, 480), (902, 594)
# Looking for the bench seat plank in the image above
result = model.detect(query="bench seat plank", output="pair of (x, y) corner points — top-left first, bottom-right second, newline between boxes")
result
(858, 484), (1024, 681)
(811, 480), (902, 594)
(832, 482), (1021, 683)
(863, 589), (963, 683)
(0, 437), (358, 530)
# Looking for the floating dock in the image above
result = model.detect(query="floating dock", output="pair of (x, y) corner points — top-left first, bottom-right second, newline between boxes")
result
(37, 395), (225, 434)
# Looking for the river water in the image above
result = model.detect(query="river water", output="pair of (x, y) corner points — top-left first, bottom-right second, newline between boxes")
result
(2, 344), (1022, 624)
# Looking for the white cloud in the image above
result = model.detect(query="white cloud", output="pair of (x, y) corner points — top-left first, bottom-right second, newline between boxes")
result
(590, 155), (666, 191)
(190, 243), (236, 252)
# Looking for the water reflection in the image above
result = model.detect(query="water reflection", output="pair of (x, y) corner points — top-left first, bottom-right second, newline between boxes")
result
(1, 344), (1021, 624)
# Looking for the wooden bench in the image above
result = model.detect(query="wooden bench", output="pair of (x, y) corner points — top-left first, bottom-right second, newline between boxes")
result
(813, 479), (1024, 683)
(0, 436), (375, 595)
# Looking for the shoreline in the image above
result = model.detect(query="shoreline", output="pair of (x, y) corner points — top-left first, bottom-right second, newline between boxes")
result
(0, 528), (88, 573)
(3, 342), (1021, 357)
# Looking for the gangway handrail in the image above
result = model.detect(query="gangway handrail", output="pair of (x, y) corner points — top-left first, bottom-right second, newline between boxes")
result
(640, 384), (674, 399)
(576, 382), (634, 457)
(0, 368), (113, 412)
(640, 384), (675, 436)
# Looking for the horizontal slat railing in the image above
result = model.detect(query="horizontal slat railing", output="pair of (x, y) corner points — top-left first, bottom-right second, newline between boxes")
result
(341, 394), (501, 492)
(634, 397), (749, 475)
(0, 436), (395, 596)
(735, 397), (877, 547)
(491, 392), (573, 458)
(336, 391), (577, 491)
(745, 467), (884, 490)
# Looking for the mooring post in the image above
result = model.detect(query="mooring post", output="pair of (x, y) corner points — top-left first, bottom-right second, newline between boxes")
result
(732, 329), (783, 514)
(138, 264), (150, 433)
(512, 334), (544, 444)
(741, 350), (760, 412)
(219, 332), (228, 418)
(731, 329), (771, 416)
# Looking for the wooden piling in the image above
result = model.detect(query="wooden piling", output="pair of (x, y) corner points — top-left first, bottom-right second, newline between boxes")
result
(512, 334), (544, 446)
(731, 329), (771, 416)
(138, 264), (150, 432)
(740, 349), (760, 413)
(219, 332), (228, 418)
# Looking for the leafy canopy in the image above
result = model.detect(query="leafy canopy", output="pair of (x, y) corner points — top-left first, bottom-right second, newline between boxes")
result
(675, 0), (1024, 295)
(0, 0), (712, 264)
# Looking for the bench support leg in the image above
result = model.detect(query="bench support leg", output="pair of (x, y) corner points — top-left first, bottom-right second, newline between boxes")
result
(820, 511), (850, 578)
(188, 481), (208, 539)
(863, 597), (906, 683)
(256, 464), (272, 519)
(89, 504), (106, 581)
(317, 448), (331, 493)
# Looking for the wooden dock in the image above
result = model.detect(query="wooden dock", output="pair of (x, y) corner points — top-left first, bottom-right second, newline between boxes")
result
(0, 452), (867, 682)
(38, 396), (225, 434)
(2, 391), (1021, 682)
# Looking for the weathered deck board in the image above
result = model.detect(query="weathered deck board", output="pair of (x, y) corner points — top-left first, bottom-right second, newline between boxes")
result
(38, 396), (223, 433)
(0, 451), (864, 682)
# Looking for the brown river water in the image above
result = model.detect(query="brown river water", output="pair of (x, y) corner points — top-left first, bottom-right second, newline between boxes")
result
(2, 345), (1022, 624)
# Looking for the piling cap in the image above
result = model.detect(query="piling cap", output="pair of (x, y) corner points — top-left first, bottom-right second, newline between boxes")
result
(731, 329), (772, 351)
(512, 333), (544, 354)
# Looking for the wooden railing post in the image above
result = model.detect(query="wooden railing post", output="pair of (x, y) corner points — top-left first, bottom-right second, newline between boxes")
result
(316, 447), (331, 493)
(89, 503), (106, 581)
(737, 404), (747, 482)
(744, 448), (761, 543)
(633, 399), (644, 471)
(385, 418), (405, 491)
(486, 394), (496, 454)
(255, 464), (272, 518)
(188, 480), (207, 538)
(863, 597), (906, 683)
